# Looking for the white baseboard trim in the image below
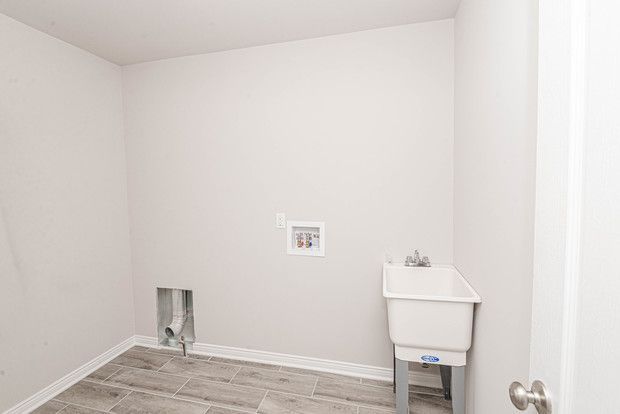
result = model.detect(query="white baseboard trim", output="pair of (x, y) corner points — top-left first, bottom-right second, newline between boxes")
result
(134, 335), (158, 348)
(3, 337), (135, 414)
(134, 335), (441, 389)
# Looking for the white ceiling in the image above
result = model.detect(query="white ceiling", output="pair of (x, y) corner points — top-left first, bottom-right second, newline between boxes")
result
(0, 0), (460, 65)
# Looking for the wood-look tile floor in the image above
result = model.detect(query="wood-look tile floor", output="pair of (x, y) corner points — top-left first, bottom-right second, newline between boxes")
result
(32, 347), (452, 414)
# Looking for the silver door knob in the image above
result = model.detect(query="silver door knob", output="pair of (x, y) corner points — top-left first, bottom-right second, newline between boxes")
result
(509, 380), (551, 413)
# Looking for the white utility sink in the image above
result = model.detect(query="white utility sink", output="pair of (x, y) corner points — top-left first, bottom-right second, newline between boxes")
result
(383, 264), (481, 366)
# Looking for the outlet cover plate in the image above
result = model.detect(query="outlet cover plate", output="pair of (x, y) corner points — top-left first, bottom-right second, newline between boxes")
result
(276, 213), (286, 228)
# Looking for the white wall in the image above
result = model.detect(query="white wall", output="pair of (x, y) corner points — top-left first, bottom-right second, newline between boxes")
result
(0, 14), (134, 411)
(122, 20), (454, 368)
(453, 1), (538, 413)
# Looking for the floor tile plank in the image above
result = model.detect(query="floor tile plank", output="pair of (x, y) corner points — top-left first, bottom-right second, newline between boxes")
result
(146, 347), (185, 356)
(206, 407), (251, 414)
(31, 400), (67, 414)
(409, 393), (452, 412)
(360, 378), (392, 387)
(188, 353), (212, 361)
(281, 366), (361, 384)
(160, 357), (239, 383)
(313, 378), (396, 410)
(210, 357), (280, 371)
(109, 350), (173, 371)
(258, 391), (357, 414)
(85, 364), (123, 382)
(105, 367), (189, 396)
(175, 378), (266, 411)
(231, 367), (316, 396)
(59, 405), (107, 413)
(55, 381), (130, 411)
(110, 391), (208, 414)
(409, 385), (444, 397)
(358, 407), (395, 414)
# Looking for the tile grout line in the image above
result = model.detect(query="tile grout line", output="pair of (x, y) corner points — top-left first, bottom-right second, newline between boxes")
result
(243, 364), (328, 382)
(212, 361), (283, 373)
(94, 370), (195, 388)
(77, 380), (184, 402)
(54, 397), (125, 413)
(172, 392), (225, 408)
(100, 366), (123, 382)
(56, 401), (111, 413)
(227, 365), (243, 384)
(307, 385), (397, 412)
(207, 403), (255, 414)
(311, 377), (319, 397)
(156, 356), (176, 373)
(255, 389), (269, 414)
(311, 394), (386, 411)
(107, 390), (133, 412)
(199, 355), (283, 371)
(172, 377), (193, 398)
(52, 401), (69, 414)
(280, 367), (372, 384)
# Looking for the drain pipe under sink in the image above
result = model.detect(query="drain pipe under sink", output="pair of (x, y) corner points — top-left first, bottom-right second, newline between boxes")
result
(165, 289), (187, 340)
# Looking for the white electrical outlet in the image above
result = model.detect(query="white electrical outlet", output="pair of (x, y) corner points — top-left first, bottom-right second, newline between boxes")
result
(276, 213), (286, 229)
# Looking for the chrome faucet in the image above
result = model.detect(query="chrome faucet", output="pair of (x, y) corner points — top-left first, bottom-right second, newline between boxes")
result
(404, 250), (431, 267)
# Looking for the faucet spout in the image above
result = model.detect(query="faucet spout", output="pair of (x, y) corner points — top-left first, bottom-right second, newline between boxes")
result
(413, 250), (420, 264)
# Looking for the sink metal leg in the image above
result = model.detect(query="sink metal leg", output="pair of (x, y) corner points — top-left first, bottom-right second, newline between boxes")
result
(393, 345), (396, 394)
(395, 357), (409, 414)
(451, 366), (465, 414)
(439, 365), (452, 400)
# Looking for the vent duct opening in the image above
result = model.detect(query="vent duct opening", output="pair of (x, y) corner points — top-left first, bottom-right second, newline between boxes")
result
(157, 287), (195, 348)
(165, 288), (187, 338)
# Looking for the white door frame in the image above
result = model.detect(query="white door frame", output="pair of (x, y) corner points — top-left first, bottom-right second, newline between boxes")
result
(529, 0), (588, 412)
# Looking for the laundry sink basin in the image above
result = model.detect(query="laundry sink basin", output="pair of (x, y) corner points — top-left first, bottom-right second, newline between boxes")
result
(383, 264), (481, 366)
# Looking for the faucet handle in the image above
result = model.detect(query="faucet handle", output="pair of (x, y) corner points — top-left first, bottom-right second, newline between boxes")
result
(421, 256), (431, 266)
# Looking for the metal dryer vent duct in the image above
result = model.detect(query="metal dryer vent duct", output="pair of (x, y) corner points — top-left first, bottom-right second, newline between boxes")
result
(165, 289), (187, 338)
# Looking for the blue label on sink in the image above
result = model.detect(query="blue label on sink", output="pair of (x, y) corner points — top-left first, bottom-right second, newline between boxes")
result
(421, 355), (440, 363)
